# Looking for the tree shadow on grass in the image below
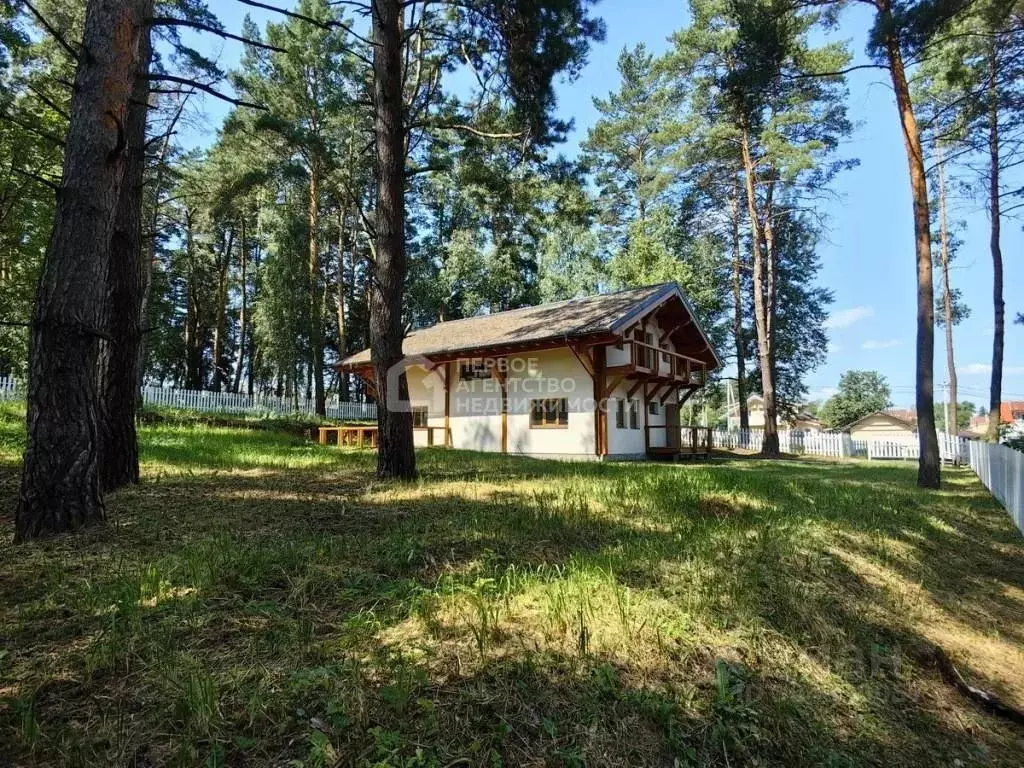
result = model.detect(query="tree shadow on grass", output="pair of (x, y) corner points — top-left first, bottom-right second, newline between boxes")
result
(2, 449), (1024, 766)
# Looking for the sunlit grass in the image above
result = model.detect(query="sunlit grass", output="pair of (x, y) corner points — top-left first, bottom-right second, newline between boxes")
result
(1, 412), (1023, 766)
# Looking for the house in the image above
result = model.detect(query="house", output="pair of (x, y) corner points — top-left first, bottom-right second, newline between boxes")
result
(968, 413), (989, 435)
(340, 282), (720, 460)
(840, 410), (917, 443)
(999, 401), (1024, 425)
(726, 394), (822, 432)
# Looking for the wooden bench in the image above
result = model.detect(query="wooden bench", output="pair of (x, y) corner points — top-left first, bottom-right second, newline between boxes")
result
(318, 425), (378, 448)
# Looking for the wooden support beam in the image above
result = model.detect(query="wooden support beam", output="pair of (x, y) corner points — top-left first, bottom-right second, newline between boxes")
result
(661, 385), (683, 405)
(492, 361), (508, 454)
(626, 379), (644, 400)
(444, 361), (452, 447)
(643, 383), (650, 453)
(603, 373), (625, 400)
(568, 342), (596, 377)
(594, 345), (607, 456)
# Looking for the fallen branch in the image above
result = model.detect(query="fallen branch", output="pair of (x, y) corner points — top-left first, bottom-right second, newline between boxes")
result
(924, 643), (1024, 725)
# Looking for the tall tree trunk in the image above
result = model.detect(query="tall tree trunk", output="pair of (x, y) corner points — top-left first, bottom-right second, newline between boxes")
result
(211, 230), (233, 392)
(739, 126), (780, 458)
(985, 45), (1003, 443)
(248, 196), (263, 397)
(309, 164), (326, 416)
(371, 0), (415, 479)
(232, 214), (248, 394)
(937, 149), (958, 436)
(880, 3), (940, 488)
(729, 182), (748, 431)
(184, 209), (202, 389)
(137, 96), (187, 399)
(336, 204), (349, 400)
(16, 0), (144, 541)
(98, 0), (153, 493)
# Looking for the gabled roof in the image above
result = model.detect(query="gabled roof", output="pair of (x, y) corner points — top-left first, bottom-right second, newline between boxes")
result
(340, 282), (720, 369)
(839, 410), (916, 433)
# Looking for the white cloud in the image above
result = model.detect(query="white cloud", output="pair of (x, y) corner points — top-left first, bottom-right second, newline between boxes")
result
(824, 306), (873, 330)
(861, 339), (902, 350)
(962, 363), (1024, 375)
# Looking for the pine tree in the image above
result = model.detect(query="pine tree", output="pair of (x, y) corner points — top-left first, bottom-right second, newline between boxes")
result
(16, 0), (150, 540)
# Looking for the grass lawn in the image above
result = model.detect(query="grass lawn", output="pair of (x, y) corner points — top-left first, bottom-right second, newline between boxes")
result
(1, 403), (1023, 767)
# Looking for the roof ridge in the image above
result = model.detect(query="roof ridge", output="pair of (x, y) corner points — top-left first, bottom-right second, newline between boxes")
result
(416, 282), (674, 332)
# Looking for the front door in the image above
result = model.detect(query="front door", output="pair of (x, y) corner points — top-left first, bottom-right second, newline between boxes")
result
(665, 404), (681, 449)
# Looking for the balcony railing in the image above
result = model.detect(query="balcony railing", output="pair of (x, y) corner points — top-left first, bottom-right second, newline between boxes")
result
(608, 340), (707, 385)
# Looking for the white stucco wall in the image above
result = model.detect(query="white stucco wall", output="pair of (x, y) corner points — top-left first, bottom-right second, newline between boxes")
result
(398, 313), (693, 460)
(402, 348), (596, 457)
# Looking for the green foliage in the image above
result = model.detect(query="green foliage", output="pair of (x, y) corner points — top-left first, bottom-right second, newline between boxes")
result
(819, 371), (894, 430)
(934, 400), (976, 432)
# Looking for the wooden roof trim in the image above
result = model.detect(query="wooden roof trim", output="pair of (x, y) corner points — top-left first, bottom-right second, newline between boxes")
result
(337, 332), (618, 371)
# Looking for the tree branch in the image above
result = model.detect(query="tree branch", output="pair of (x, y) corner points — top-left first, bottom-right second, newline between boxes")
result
(419, 122), (527, 139)
(148, 17), (288, 53)
(22, 1), (80, 62)
(145, 74), (266, 110)
(10, 166), (59, 193)
(24, 82), (70, 121)
(783, 63), (889, 80)
(235, 0), (377, 48)
(0, 111), (65, 147)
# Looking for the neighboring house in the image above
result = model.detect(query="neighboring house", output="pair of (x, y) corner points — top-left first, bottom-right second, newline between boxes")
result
(999, 401), (1024, 425)
(340, 282), (720, 460)
(726, 394), (822, 432)
(968, 403), (1024, 437)
(840, 410), (917, 443)
(968, 414), (989, 435)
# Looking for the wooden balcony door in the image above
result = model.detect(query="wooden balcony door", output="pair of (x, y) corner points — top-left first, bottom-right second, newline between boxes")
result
(665, 404), (681, 449)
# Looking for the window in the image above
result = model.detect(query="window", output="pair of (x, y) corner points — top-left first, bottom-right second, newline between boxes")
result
(629, 399), (639, 429)
(615, 398), (625, 429)
(530, 398), (568, 428)
(460, 359), (491, 380)
(412, 406), (428, 428)
(648, 401), (660, 416)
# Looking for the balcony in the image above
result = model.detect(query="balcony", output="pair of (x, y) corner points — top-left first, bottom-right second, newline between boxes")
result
(606, 340), (707, 386)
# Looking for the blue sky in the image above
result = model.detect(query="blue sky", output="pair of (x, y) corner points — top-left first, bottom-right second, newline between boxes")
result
(178, 1), (1024, 411)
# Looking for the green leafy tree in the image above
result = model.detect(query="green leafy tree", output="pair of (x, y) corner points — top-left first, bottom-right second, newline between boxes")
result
(819, 371), (894, 431)
(935, 400), (975, 433)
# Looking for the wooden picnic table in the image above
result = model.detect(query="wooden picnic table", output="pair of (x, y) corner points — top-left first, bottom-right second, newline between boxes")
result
(318, 425), (378, 448)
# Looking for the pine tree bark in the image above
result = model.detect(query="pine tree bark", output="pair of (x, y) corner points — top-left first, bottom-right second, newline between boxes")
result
(232, 214), (248, 394)
(879, 1), (940, 488)
(336, 204), (349, 400)
(183, 208), (203, 389)
(729, 182), (748, 431)
(97, 0), (153, 494)
(308, 163), (326, 416)
(371, 0), (415, 479)
(937, 149), (958, 436)
(985, 46), (1003, 443)
(212, 230), (233, 392)
(739, 126), (780, 457)
(16, 0), (145, 541)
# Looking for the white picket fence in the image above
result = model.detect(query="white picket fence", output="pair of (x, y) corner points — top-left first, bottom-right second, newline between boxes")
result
(0, 376), (18, 402)
(140, 387), (376, 421)
(711, 429), (969, 464)
(968, 440), (1024, 534)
